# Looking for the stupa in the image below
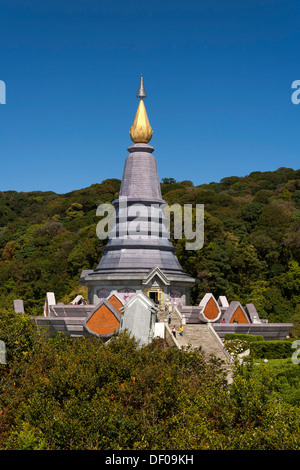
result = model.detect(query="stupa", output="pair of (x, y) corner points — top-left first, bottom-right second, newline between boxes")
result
(79, 75), (197, 308)
(33, 76), (293, 345)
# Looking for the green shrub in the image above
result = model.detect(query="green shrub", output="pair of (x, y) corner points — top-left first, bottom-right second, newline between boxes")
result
(251, 359), (300, 406)
(250, 340), (294, 359)
(0, 309), (37, 363)
(224, 338), (249, 355)
(224, 334), (263, 356)
(224, 333), (264, 343)
(1, 326), (300, 449)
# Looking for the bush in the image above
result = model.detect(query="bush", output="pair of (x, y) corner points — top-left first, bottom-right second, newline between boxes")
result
(224, 334), (263, 356)
(224, 333), (264, 343)
(0, 309), (37, 363)
(1, 326), (300, 449)
(224, 338), (249, 355)
(250, 340), (294, 360)
(251, 359), (300, 407)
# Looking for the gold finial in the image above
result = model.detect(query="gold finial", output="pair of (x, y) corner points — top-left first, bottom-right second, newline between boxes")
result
(129, 75), (153, 143)
(129, 99), (153, 143)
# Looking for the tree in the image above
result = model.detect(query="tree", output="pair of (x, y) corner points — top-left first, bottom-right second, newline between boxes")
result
(161, 178), (176, 184)
(241, 202), (264, 229)
(65, 203), (84, 220)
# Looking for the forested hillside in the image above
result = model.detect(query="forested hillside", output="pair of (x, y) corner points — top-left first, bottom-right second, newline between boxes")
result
(0, 167), (299, 332)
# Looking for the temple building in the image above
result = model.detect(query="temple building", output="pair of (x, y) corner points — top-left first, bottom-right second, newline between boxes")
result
(31, 76), (293, 350)
(79, 75), (197, 309)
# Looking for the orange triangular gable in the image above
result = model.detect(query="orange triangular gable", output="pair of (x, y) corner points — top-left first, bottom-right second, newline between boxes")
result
(85, 299), (121, 337)
(222, 301), (250, 324)
(229, 305), (249, 324)
(107, 293), (124, 313)
(203, 297), (220, 320)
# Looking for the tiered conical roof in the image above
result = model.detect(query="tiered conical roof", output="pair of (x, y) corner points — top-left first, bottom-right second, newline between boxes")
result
(82, 76), (196, 285)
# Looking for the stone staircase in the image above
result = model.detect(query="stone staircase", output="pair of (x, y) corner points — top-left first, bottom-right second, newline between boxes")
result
(164, 308), (230, 358)
(157, 307), (231, 363)
(156, 306), (232, 382)
(157, 308), (169, 323)
(175, 323), (231, 362)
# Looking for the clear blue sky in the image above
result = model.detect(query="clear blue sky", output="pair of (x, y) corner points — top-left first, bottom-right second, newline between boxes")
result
(0, 0), (299, 193)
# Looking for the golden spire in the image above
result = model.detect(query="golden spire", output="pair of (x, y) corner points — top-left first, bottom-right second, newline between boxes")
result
(129, 75), (153, 144)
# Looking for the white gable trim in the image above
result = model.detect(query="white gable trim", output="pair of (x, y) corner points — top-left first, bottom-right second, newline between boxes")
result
(199, 293), (221, 323)
(106, 291), (125, 306)
(44, 292), (56, 317)
(218, 296), (229, 308)
(121, 291), (158, 312)
(142, 266), (170, 286)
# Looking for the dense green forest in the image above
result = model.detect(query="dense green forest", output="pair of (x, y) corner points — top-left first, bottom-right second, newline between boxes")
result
(0, 167), (299, 333)
(1, 167), (300, 450)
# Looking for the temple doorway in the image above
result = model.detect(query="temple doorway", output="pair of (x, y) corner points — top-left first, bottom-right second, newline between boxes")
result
(144, 288), (163, 308)
(149, 291), (158, 304)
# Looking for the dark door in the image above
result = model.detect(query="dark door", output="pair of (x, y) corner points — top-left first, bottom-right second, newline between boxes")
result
(149, 291), (158, 304)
